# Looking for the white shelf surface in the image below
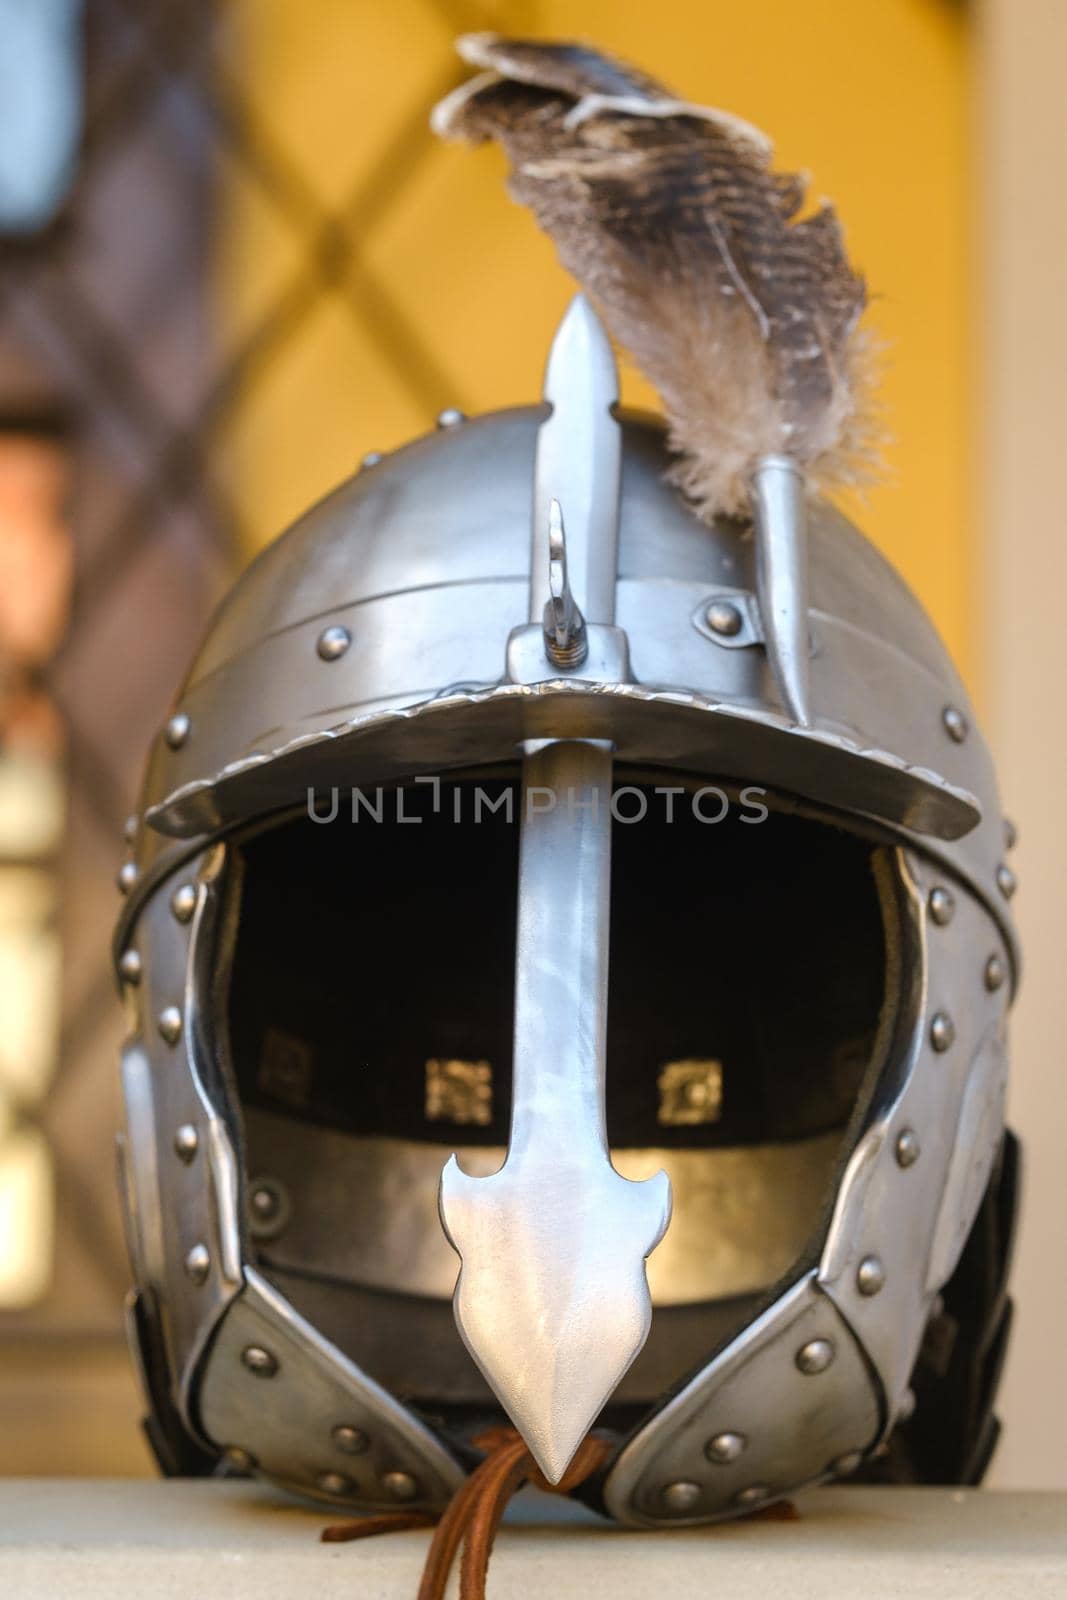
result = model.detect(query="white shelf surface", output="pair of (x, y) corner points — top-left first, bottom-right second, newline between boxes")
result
(0, 1481), (1064, 1598)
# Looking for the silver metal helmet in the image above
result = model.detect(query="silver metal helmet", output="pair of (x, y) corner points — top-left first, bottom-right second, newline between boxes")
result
(115, 294), (1019, 1525)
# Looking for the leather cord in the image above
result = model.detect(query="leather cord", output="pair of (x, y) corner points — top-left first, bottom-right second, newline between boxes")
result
(321, 1427), (612, 1600)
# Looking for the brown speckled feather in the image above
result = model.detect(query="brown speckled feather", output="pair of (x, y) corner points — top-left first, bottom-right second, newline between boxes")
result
(434, 35), (878, 520)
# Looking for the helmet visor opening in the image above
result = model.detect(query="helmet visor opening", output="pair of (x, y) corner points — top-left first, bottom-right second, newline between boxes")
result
(222, 771), (896, 1410)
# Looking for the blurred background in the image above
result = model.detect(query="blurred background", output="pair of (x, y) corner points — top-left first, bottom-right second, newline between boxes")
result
(0, 0), (1061, 1483)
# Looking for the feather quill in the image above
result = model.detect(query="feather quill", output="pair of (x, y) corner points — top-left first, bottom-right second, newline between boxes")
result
(434, 33), (879, 521)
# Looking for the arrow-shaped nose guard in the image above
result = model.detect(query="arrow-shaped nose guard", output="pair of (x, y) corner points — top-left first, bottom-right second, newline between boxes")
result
(439, 739), (672, 1483)
(441, 1151), (671, 1485)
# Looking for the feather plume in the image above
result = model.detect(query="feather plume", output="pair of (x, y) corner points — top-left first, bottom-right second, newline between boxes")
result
(434, 34), (879, 521)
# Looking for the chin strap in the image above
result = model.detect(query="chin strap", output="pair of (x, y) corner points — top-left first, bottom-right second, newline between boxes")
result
(322, 1427), (612, 1600)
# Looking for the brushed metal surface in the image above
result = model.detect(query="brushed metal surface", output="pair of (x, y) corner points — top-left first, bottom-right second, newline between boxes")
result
(529, 295), (621, 625)
(817, 849), (1013, 1420)
(114, 299), (1019, 1525)
(440, 739), (671, 1483)
(117, 846), (243, 1437)
(603, 1273), (881, 1525)
(119, 406), (1015, 975)
(751, 454), (812, 726)
(196, 1268), (464, 1511)
(243, 1110), (842, 1307)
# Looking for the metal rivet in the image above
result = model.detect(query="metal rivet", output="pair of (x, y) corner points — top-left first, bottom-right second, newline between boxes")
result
(930, 1012), (955, 1052)
(316, 624), (352, 662)
(174, 1124), (199, 1163)
(317, 1472), (352, 1497)
(250, 1183), (280, 1221)
(996, 863), (1017, 900)
(436, 408), (466, 429)
(734, 1484), (769, 1509)
(360, 450), (383, 469)
(705, 600), (743, 637)
(223, 1446), (256, 1473)
(660, 1480), (702, 1514)
(165, 713), (190, 750)
(248, 1177), (289, 1240)
(332, 1425), (370, 1456)
(984, 953), (1006, 993)
(170, 883), (197, 923)
(1004, 817), (1018, 851)
(942, 705), (968, 744)
(832, 1451), (863, 1477)
(184, 1243), (210, 1285)
(158, 1006), (183, 1046)
(241, 1345), (278, 1379)
(382, 1470), (418, 1502)
(118, 948), (142, 985)
(796, 1338), (835, 1375)
(705, 1431), (747, 1464)
(928, 887), (955, 926)
(117, 861), (139, 895)
(124, 814), (139, 843)
(895, 1128), (921, 1168)
(856, 1256), (886, 1297)
(897, 1386), (917, 1422)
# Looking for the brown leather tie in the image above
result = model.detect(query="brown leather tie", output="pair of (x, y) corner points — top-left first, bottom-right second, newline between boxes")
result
(321, 1426), (612, 1600)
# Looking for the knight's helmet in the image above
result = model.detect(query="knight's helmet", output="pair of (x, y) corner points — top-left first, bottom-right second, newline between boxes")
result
(114, 38), (1019, 1526)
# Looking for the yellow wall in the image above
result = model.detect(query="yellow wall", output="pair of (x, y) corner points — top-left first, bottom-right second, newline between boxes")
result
(218, 0), (971, 674)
